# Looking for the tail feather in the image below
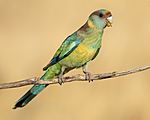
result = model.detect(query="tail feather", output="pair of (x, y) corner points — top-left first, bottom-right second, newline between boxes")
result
(13, 84), (48, 109)
(13, 63), (62, 109)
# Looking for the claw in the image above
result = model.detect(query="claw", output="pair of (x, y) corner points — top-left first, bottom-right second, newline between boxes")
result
(58, 76), (64, 85)
(84, 71), (93, 82)
(82, 63), (93, 82)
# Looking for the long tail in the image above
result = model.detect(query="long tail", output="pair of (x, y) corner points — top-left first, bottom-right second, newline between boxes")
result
(13, 64), (61, 109)
(13, 83), (48, 109)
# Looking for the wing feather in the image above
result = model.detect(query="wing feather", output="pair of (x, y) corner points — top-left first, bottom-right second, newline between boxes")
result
(43, 34), (81, 71)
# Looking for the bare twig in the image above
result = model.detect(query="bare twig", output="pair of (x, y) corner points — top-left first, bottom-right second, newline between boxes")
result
(0, 65), (150, 89)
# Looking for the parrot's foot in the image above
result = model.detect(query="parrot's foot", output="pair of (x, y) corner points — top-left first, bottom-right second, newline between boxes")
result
(84, 71), (93, 82)
(82, 64), (93, 82)
(58, 74), (64, 85)
(58, 66), (66, 85)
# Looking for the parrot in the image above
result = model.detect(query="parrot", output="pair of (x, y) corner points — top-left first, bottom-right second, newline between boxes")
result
(13, 9), (112, 109)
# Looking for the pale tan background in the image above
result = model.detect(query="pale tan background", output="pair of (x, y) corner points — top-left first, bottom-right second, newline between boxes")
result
(0, 0), (150, 120)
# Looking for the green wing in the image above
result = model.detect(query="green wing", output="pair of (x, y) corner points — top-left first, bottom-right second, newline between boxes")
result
(43, 33), (81, 71)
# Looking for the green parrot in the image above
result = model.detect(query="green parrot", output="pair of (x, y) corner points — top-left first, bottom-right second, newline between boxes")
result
(13, 9), (112, 109)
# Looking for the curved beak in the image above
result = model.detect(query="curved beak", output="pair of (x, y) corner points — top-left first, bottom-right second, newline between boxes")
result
(106, 16), (112, 27)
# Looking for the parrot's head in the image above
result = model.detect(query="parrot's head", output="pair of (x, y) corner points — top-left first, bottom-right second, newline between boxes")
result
(89, 9), (112, 29)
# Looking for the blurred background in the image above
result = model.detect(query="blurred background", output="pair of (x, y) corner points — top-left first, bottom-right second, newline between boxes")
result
(0, 0), (150, 120)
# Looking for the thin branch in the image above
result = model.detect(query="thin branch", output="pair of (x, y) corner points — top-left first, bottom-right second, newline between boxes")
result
(0, 65), (150, 89)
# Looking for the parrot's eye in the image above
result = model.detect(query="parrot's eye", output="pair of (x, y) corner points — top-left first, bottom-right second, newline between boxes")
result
(99, 13), (103, 18)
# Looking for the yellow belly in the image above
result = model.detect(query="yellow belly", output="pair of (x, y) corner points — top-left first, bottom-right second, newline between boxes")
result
(60, 43), (95, 68)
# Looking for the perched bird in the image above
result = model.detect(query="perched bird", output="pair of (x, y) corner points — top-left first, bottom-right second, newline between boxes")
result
(13, 9), (112, 109)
